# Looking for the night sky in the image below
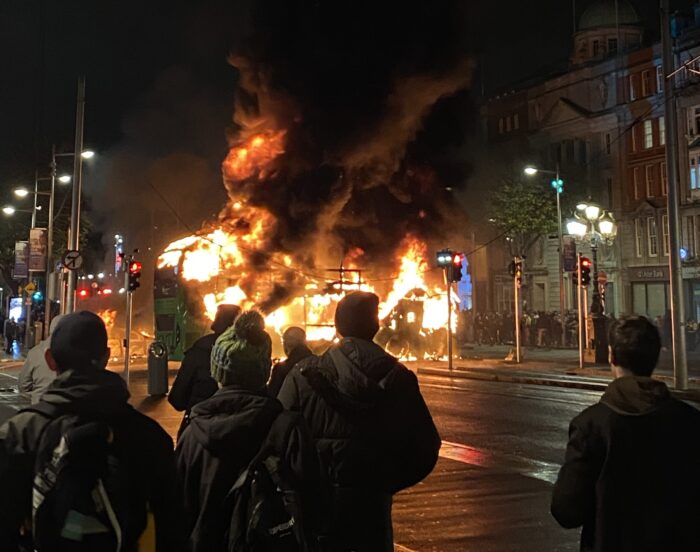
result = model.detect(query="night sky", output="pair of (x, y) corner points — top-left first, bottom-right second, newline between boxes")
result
(0, 0), (697, 261)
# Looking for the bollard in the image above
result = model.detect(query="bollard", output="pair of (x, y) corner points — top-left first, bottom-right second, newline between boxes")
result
(147, 341), (169, 396)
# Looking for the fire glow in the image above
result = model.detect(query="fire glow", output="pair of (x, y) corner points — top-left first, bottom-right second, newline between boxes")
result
(158, 129), (460, 357)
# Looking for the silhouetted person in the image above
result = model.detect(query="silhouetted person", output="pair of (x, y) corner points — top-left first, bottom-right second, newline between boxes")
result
(279, 291), (440, 551)
(4, 318), (16, 355)
(169, 304), (240, 439)
(18, 314), (65, 403)
(0, 311), (183, 550)
(552, 316), (700, 551)
(267, 326), (313, 397)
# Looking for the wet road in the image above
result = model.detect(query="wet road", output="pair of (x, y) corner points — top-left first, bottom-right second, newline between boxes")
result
(391, 374), (604, 552)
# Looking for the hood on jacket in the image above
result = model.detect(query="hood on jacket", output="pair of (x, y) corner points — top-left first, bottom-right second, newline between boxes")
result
(187, 388), (281, 455)
(600, 376), (671, 416)
(40, 368), (131, 416)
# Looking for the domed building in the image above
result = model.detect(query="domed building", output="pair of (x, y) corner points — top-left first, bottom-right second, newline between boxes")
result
(572, 0), (643, 65)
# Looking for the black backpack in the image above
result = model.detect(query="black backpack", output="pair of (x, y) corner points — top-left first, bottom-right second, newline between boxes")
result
(27, 403), (128, 551)
(225, 410), (309, 552)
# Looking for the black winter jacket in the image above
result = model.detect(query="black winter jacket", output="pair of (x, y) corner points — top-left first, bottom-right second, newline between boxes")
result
(0, 368), (183, 551)
(278, 338), (440, 552)
(176, 387), (320, 552)
(268, 344), (313, 398)
(551, 376), (700, 551)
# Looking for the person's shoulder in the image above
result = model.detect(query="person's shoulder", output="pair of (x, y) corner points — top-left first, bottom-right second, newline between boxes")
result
(570, 402), (610, 429)
(0, 408), (52, 452)
(117, 407), (174, 450)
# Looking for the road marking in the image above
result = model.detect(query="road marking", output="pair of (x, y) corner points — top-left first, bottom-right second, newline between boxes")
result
(394, 544), (419, 552)
(440, 440), (561, 484)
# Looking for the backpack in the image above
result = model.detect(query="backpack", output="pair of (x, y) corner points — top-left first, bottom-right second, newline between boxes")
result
(225, 410), (308, 552)
(27, 402), (129, 551)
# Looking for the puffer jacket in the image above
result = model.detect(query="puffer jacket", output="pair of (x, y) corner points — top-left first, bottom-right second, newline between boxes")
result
(551, 376), (700, 551)
(0, 368), (183, 551)
(278, 337), (440, 552)
(176, 387), (320, 552)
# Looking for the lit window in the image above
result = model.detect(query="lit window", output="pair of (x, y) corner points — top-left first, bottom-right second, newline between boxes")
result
(656, 65), (664, 92)
(691, 156), (700, 190)
(635, 219), (643, 257)
(646, 165), (655, 197)
(659, 116), (665, 145)
(642, 70), (652, 96)
(634, 167), (641, 199)
(647, 217), (658, 257)
(662, 213), (669, 256)
(661, 162), (668, 196)
(644, 120), (653, 149)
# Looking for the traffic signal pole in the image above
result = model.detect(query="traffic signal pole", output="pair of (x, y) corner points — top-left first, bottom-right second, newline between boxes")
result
(123, 267), (132, 386)
(577, 253), (584, 369)
(447, 277), (453, 371)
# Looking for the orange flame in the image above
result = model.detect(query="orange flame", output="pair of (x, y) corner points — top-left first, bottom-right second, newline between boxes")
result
(222, 130), (286, 181)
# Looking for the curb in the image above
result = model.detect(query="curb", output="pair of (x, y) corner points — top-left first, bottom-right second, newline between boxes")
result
(417, 367), (700, 402)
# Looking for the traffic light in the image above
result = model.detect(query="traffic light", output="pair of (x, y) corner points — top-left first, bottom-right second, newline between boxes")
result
(436, 249), (453, 267)
(514, 259), (523, 287)
(128, 260), (142, 291)
(580, 257), (591, 286)
(450, 253), (463, 282)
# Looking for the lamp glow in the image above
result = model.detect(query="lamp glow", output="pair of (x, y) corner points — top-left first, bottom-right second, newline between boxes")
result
(567, 220), (587, 237)
(58, 175), (72, 183)
(81, 150), (95, 159)
(524, 166), (538, 176)
(13, 188), (29, 198)
(2, 206), (16, 216)
(584, 204), (601, 221)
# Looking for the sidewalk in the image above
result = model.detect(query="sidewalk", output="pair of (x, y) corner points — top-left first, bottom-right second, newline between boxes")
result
(413, 344), (700, 402)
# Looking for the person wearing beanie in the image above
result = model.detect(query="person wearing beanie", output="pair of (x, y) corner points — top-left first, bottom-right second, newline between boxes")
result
(278, 291), (441, 552)
(176, 310), (319, 552)
(169, 303), (241, 439)
(0, 311), (184, 550)
(18, 314), (66, 403)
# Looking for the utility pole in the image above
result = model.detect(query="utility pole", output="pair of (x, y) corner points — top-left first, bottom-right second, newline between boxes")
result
(65, 76), (86, 314)
(44, 146), (57, 339)
(555, 164), (567, 348)
(123, 256), (133, 386)
(447, 276), (453, 371)
(577, 253), (584, 369)
(661, 0), (688, 389)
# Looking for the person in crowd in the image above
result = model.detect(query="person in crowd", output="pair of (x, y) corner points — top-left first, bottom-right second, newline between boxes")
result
(176, 311), (319, 552)
(4, 317), (16, 354)
(0, 311), (183, 550)
(169, 304), (240, 439)
(551, 316), (700, 551)
(18, 314), (65, 403)
(267, 326), (313, 398)
(279, 291), (441, 551)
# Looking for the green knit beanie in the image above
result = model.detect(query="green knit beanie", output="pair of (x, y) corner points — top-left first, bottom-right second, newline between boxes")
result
(210, 310), (272, 388)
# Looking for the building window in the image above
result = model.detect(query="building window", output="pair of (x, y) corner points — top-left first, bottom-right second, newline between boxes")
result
(646, 165), (655, 197)
(631, 124), (637, 152)
(647, 217), (658, 257)
(657, 65), (664, 92)
(691, 155), (700, 190)
(635, 218), (644, 257)
(593, 39), (600, 57)
(609, 37), (618, 54)
(662, 213), (670, 256)
(633, 166), (641, 199)
(644, 120), (653, 148)
(630, 74), (637, 100)
(498, 118), (504, 134)
(642, 70), (652, 96)
(661, 161), (668, 196)
(513, 113), (519, 130)
(688, 106), (700, 136)
(506, 116), (512, 132)
(605, 132), (612, 154)
(659, 116), (665, 145)
(689, 215), (697, 258)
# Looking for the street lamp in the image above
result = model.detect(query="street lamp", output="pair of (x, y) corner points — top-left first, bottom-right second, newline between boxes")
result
(524, 163), (566, 347)
(2, 206), (16, 216)
(58, 175), (72, 184)
(567, 201), (617, 363)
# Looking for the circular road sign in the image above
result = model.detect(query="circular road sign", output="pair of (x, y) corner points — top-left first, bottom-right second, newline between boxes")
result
(62, 249), (84, 271)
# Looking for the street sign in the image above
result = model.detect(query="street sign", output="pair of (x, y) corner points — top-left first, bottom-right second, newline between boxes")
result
(62, 250), (84, 271)
(28, 228), (47, 272)
(14, 241), (28, 279)
(563, 236), (577, 272)
(24, 282), (36, 294)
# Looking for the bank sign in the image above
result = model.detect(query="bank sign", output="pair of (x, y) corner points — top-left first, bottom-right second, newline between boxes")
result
(628, 266), (669, 281)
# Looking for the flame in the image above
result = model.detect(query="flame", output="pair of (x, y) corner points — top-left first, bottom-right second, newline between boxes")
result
(222, 130), (286, 181)
(97, 309), (117, 332)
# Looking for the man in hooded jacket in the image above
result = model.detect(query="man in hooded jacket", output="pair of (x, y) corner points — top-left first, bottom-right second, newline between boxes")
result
(18, 314), (65, 403)
(169, 304), (240, 439)
(0, 311), (183, 551)
(551, 316), (700, 551)
(278, 291), (441, 552)
(176, 310), (320, 552)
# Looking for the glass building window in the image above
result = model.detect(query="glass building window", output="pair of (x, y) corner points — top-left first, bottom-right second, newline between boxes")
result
(644, 120), (653, 149)
(647, 217), (658, 257)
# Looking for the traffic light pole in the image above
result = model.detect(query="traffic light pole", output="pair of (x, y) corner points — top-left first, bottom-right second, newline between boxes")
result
(577, 253), (584, 369)
(514, 259), (521, 364)
(123, 264), (132, 386)
(447, 277), (453, 371)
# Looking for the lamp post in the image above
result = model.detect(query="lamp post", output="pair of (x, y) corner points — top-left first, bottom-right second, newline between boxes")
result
(524, 163), (566, 347)
(566, 202), (617, 364)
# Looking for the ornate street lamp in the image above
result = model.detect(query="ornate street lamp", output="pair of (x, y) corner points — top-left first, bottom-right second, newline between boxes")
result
(567, 201), (617, 363)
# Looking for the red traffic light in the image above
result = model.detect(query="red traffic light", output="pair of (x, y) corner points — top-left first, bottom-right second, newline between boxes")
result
(129, 261), (142, 273)
(581, 258), (591, 268)
(78, 289), (88, 298)
(453, 254), (462, 265)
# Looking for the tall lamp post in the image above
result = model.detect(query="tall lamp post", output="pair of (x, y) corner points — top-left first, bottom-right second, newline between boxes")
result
(566, 202), (617, 364)
(524, 164), (566, 347)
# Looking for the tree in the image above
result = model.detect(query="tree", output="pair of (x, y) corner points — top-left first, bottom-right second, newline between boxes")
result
(488, 175), (558, 257)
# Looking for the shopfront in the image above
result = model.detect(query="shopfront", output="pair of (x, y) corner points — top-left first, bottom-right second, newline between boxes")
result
(628, 266), (669, 321)
(682, 266), (700, 321)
